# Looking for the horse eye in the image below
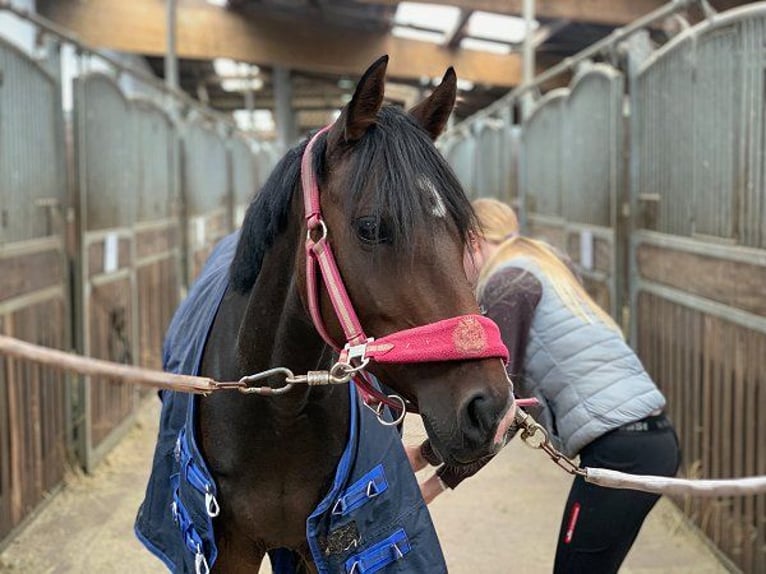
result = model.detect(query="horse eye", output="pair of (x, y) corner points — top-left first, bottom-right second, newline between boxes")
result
(354, 217), (391, 245)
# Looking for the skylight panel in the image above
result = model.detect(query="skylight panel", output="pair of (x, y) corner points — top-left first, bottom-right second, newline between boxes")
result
(467, 11), (538, 44)
(460, 37), (512, 55)
(214, 58), (260, 78)
(392, 26), (444, 44)
(394, 2), (461, 35)
(221, 78), (264, 92)
(234, 110), (274, 132)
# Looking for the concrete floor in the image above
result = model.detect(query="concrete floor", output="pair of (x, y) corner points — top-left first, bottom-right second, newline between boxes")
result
(0, 400), (730, 574)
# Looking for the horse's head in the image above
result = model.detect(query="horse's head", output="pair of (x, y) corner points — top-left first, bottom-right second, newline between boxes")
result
(300, 56), (514, 465)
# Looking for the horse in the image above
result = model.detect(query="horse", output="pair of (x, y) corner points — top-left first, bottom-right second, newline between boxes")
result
(136, 56), (514, 573)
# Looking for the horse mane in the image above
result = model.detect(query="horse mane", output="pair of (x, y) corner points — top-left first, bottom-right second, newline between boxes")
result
(229, 139), (309, 292)
(229, 105), (476, 293)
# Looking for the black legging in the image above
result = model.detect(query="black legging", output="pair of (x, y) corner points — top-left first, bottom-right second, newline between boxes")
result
(553, 416), (680, 574)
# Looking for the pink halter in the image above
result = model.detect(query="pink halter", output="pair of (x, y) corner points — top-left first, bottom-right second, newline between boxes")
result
(301, 126), (509, 410)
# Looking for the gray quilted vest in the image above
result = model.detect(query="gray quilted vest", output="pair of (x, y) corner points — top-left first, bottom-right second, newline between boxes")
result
(492, 259), (665, 457)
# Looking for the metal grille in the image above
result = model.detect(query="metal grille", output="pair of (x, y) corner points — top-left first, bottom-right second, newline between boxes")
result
(183, 119), (228, 217)
(634, 37), (695, 236)
(563, 66), (623, 227)
(77, 73), (137, 231)
(474, 119), (505, 199)
(693, 25), (740, 239)
(0, 40), (61, 243)
(134, 100), (175, 222)
(737, 12), (766, 248)
(446, 134), (476, 197)
(522, 90), (566, 217)
(634, 8), (766, 247)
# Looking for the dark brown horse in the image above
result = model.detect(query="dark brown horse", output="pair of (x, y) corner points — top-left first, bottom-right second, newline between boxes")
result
(197, 56), (513, 572)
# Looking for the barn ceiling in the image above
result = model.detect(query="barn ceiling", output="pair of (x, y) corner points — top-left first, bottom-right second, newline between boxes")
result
(40, 0), (753, 137)
(143, 0), (632, 135)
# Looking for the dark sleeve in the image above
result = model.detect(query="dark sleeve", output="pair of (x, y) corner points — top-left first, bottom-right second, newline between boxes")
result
(420, 439), (442, 467)
(480, 267), (542, 383)
(417, 439), (495, 489)
(436, 454), (496, 489)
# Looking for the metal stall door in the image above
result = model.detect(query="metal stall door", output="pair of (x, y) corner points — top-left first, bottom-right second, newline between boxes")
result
(629, 6), (766, 572)
(447, 132), (477, 198)
(133, 99), (180, 371)
(521, 89), (567, 248)
(230, 135), (257, 228)
(562, 65), (624, 318)
(73, 72), (138, 471)
(0, 39), (70, 543)
(182, 118), (230, 283)
(254, 145), (272, 194)
(474, 118), (506, 201)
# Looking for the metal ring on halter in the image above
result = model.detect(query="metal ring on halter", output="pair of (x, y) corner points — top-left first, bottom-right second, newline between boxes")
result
(306, 218), (328, 243)
(370, 394), (406, 427)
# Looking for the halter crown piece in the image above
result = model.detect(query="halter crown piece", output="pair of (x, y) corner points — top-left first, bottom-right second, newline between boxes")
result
(301, 125), (509, 412)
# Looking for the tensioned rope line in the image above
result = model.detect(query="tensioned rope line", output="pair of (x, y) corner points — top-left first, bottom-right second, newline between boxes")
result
(0, 334), (220, 394)
(0, 334), (356, 396)
(513, 409), (766, 497)
(2, 333), (766, 497)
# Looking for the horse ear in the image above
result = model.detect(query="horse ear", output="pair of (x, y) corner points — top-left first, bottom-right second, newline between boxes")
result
(409, 67), (457, 140)
(328, 55), (388, 147)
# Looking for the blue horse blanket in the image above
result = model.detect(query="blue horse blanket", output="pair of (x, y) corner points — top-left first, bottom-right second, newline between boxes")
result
(134, 232), (447, 574)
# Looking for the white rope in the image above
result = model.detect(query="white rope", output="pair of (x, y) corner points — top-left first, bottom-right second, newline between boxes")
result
(585, 467), (766, 497)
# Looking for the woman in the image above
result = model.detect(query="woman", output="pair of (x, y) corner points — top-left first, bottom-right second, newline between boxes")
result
(409, 198), (680, 573)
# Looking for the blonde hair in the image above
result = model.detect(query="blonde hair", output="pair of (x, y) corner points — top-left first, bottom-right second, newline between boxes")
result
(472, 199), (621, 334)
(472, 198), (519, 243)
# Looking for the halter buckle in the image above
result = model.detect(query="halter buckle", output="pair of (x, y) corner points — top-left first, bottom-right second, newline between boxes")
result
(342, 338), (373, 366)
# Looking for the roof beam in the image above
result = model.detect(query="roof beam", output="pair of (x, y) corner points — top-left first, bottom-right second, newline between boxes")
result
(357, 0), (669, 26)
(38, 0), (523, 87)
(207, 95), (349, 112)
(445, 9), (473, 49)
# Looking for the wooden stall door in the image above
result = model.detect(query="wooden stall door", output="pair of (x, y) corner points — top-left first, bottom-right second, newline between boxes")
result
(0, 39), (70, 545)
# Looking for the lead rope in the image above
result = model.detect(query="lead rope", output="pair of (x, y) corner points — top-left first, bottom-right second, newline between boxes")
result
(0, 334), (396, 423)
(0, 334), (366, 396)
(513, 408), (766, 496)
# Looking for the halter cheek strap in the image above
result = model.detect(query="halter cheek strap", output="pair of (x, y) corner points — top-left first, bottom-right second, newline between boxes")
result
(301, 126), (509, 411)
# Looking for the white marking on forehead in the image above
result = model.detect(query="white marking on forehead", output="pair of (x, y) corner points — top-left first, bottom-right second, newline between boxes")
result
(417, 175), (447, 218)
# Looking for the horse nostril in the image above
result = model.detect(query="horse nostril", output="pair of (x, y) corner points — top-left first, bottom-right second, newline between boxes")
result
(462, 392), (498, 439)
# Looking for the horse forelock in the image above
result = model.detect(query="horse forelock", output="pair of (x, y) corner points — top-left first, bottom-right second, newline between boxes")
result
(230, 105), (476, 293)
(340, 106), (476, 250)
